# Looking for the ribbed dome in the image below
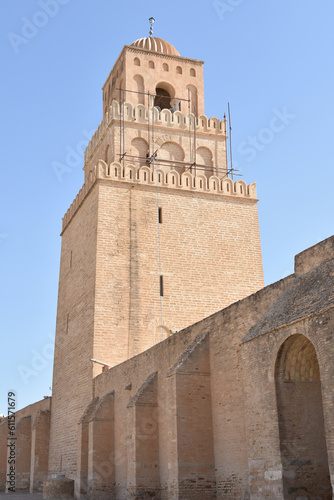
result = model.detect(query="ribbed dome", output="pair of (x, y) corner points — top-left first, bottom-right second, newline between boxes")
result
(130, 37), (180, 56)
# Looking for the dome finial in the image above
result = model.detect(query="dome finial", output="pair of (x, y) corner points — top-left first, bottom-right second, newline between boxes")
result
(149, 17), (155, 37)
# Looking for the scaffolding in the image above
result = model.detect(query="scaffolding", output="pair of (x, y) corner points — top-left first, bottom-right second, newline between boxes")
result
(116, 86), (239, 344)
(117, 86), (240, 179)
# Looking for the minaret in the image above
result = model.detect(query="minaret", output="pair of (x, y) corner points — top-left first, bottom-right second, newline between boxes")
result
(48, 23), (264, 477)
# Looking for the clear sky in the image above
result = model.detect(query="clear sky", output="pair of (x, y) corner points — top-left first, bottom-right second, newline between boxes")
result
(1, 0), (334, 414)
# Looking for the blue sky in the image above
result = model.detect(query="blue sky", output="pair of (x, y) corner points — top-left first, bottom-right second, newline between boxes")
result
(1, 0), (334, 414)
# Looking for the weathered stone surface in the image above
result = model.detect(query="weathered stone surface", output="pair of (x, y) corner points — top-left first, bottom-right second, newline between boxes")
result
(43, 475), (74, 499)
(244, 254), (334, 341)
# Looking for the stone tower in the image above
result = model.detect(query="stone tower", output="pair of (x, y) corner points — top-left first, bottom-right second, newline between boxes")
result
(48, 30), (264, 477)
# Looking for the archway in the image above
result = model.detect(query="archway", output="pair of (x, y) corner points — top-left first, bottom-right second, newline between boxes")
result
(154, 82), (175, 111)
(275, 335), (331, 499)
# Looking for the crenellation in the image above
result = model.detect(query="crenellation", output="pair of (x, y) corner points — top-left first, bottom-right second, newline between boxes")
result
(84, 100), (227, 166)
(62, 161), (258, 233)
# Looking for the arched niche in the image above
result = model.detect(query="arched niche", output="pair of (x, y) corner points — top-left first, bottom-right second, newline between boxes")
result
(275, 334), (331, 499)
(196, 146), (213, 178)
(133, 75), (145, 105)
(131, 138), (149, 166)
(158, 141), (185, 172)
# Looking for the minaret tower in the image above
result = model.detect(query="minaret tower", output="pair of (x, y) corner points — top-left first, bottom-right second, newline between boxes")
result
(48, 21), (264, 476)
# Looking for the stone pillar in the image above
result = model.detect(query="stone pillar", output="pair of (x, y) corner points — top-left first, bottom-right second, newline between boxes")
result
(76, 397), (99, 498)
(87, 392), (115, 499)
(127, 372), (160, 498)
(30, 410), (51, 493)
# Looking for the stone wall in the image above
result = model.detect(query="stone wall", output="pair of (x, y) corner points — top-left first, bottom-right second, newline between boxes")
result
(0, 398), (51, 494)
(73, 236), (334, 499)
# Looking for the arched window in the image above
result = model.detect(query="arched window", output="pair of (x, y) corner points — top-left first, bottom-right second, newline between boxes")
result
(163, 63), (169, 72)
(155, 88), (171, 110)
(154, 82), (175, 111)
(190, 68), (196, 77)
(176, 66), (182, 74)
(134, 57), (140, 66)
(149, 60), (155, 69)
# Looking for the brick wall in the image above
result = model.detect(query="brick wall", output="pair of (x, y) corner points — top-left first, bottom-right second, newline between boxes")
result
(48, 187), (99, 477)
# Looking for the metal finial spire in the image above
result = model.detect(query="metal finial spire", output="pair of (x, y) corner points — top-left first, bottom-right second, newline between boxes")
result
(149, 17), (155, 37)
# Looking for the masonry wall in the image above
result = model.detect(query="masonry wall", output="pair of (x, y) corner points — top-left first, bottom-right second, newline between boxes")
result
(92, 168), (264, 366)
(102, 46), (205, 116)
(84, 267), (293, 499)
(0, 398), (51, 493)
(48, 185), (99, 478)
(72, 240), (334, 500)
(240, 243), (334, 498)
(241, 316), (334, 499)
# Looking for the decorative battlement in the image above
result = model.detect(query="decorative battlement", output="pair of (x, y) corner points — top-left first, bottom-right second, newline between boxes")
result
(84, 100), (227, 164)
(62, 160), (257, 233)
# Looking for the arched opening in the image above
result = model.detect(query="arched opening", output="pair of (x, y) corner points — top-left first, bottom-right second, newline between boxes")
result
(154, 88), (171, 110)
(133, 75), (145, 105)
(149, 60), (155, 69)
(154, 82), (175, 111)
(134, 57), (140, 66)
(275, 335), (331, 499)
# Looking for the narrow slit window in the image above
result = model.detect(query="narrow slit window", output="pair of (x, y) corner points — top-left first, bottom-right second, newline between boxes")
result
(158, 207), (162, 224)
(160, 275), (164, 297)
